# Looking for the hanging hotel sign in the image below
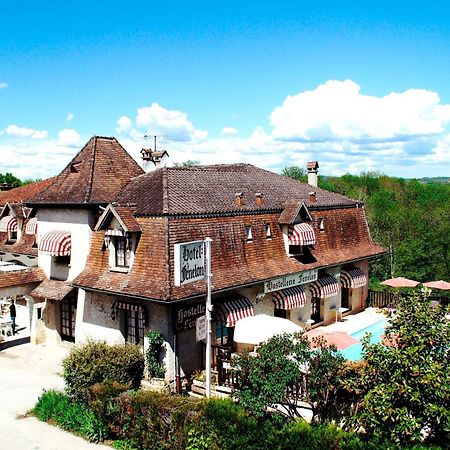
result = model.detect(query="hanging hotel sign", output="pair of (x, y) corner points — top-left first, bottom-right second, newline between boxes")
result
(175, 302), (206, 331)
(174, 240), (205, 286)
(264, 269), (318, 293)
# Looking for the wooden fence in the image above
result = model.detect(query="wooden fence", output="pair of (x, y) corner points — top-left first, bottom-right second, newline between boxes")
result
(367, 290), (449, 308)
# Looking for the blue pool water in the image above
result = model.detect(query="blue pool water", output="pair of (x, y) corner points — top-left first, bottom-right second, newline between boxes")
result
(339, 319), (388, 361)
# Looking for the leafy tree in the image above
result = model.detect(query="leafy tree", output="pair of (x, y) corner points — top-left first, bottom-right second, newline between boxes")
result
(0, 172), (23, 187)
(347, 290), (450, 447)
(174, 160), (200, 167)
(231, 332), (346, 424)
(281, 166), (307, 182)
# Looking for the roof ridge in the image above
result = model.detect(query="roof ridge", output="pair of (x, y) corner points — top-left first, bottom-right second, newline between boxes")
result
(162, 167), (169, 214)
(84, 136), (97, 203)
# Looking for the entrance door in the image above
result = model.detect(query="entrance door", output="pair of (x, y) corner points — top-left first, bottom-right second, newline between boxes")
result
(311, 296), (321, 323)
(60, 294), (77, 342)
(341, 287), (350, 309)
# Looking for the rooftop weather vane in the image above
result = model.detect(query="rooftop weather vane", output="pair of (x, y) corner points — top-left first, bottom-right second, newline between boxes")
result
(144, 134), (170, 152)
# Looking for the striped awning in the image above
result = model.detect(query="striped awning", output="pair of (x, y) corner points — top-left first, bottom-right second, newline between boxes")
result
(309, 276), (341, 298)
(0, 215), (18, 232)
(216, 296), (255, 327)
(104, 229), (125, 247)
(273, 285), (307, 310)
(39, 231), (71, 256)
(340, 269), (367, 289)
(25, 217), (38, 235)
(111, 301), (148, 325)
(288, 223), (316, 246)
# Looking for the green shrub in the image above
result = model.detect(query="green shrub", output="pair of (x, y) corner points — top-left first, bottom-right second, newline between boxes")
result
(145, 330), (165, 378)
(62, 341), (144, 403)
(33, 390), (108, 443)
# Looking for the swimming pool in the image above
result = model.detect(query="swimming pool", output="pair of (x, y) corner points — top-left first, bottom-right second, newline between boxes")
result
(339, 318), (388, 361)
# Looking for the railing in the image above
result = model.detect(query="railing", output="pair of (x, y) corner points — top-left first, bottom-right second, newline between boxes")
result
(201, 343), (239, 388)
(367, 290), (398, 308)
(367, 290), (449, 308)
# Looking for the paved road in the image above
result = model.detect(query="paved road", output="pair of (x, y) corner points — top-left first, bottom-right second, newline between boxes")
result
(0, 343), (111, 450)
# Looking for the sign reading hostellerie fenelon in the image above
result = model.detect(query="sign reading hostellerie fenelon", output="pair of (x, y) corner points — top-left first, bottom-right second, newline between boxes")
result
(264, 269), (318, 293)
(174, 240), (205, 286)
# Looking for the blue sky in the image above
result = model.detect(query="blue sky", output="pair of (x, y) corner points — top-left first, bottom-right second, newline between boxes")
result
(1, 1), (450, 179)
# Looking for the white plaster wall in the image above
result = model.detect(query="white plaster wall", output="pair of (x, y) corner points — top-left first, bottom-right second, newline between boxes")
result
(37, 208), (94, 281)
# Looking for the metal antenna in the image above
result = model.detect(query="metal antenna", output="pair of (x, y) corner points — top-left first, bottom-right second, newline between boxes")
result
(144, 134), (171, 151)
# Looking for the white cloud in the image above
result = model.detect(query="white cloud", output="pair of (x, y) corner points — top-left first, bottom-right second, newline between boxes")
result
(0, 82), (7, 89)
(221, 127), (239, 137)
(57, 128), (80, 147)
(4, 124), (48, 139)
(66, 113), (74, 122)
(270, 80), (450, 143)
(117, 103), (208, 143)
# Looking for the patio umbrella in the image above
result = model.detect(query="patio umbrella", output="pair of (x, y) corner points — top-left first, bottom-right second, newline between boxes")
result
(305, 329), (359, 350)
(381, 277), (420, 288)
(234, 314), (302, 345)
(422, 280), (450, 290)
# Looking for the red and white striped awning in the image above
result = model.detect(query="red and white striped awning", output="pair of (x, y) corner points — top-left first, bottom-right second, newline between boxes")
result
(25, 217), (38, 235)
(111, 301), (148, 325)
(288, 223), (316, 246)
(340, 269), (367, 289)
(216, 296), (255, 327)
(272, 285), (307, 310)
(39, 231), (71, 256)
(0, 215), (18, 232)
(309, 276), (340, 298)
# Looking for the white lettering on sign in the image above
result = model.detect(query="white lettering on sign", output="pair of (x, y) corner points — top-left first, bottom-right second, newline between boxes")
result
(196, 315), (207, 341)
(174, 240), (205, 286)
(264, 269), (318, 293)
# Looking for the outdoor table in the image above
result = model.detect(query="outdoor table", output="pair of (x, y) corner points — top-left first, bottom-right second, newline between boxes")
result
(0, 318), (13, 336)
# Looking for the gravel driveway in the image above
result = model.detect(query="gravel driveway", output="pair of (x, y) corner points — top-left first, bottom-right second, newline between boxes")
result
(0, 343), (111, 449)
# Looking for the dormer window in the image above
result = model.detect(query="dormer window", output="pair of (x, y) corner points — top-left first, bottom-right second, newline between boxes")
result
(115, 236), (130, 268)
(245, 226), (253, 242)
(7, 230), (17, 243)
(0, 215), (18, 243)
(287, 222), (316, 256)
(265, 224), (272, 240)
(105, 229), (133, 271)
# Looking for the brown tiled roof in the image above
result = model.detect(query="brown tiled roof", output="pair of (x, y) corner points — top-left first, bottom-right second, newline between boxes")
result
(0, 267), (45, 289)
(115, 164), (356, 217)
(73, 206), (386, 302)
(0, 178), (55, 206)
(278, 200), (311, 224)
(28, 136), (144, 205)
(29, 279), (73, 301)
(0, 229), (38, 256)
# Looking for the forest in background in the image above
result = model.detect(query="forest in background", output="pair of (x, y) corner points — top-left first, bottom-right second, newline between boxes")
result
(282, 167), (450, 286)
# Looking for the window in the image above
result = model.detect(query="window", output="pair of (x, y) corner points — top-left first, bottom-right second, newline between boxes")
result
(265, 224), (272, 239)
(245, 226), (253, 242)
(124, 309), (145, 345)
(6, 230), (17, 244)
(274, 308), (287, 319)
(114, 236), (130, 268)
(319, 218), (325, 232)
(54, 255), (71, 265)
(60, 294), (77, 342)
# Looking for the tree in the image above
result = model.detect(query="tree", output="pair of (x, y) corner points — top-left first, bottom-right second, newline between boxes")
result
(174, 160), (200, 167)
(231, 333), (346, 424)
(281, 166), (307, 182)
(0, 172), (22, 187)
(347, 290), (450, 447)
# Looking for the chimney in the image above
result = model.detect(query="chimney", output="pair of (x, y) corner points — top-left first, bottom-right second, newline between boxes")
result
(0, 182), (13, 192)
(307, 161), (319, 187)
(309, 191), (317, 203)
(255, 193), (264, 206)
(235, 192), (244, 207)
(140, 148), (170, 173)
